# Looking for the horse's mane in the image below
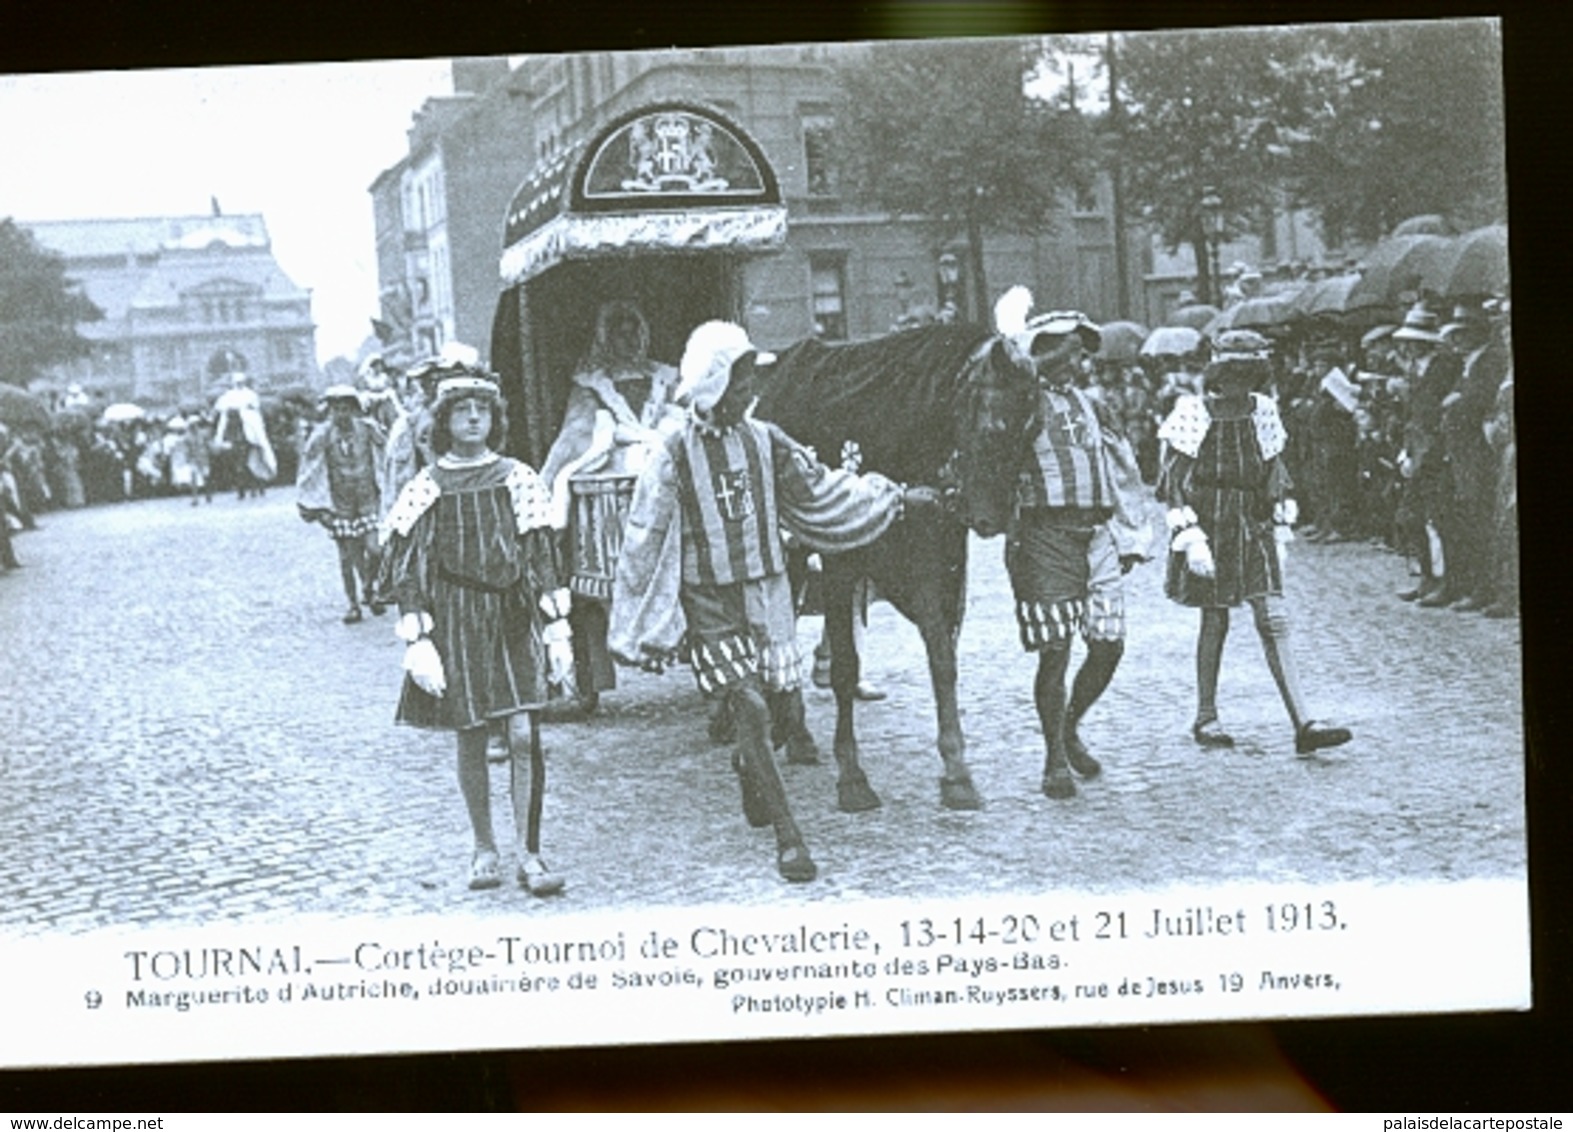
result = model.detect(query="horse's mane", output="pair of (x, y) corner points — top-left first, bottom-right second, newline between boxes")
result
(755, 323), (994, 485)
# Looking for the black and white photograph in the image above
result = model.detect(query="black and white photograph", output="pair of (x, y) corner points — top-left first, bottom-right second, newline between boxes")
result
(0, 13), (1531, 1076)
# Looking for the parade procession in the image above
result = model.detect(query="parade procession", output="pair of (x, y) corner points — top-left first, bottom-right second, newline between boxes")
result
(0, 22), (1523, 937)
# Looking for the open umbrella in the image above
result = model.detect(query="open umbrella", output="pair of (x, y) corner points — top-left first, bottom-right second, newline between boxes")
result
(1425, 224), (1509, 299)
(0, 385), (52, 432)
(1167, 303), (1221, 331)
(1140, 325), (1203, 357)
(1391, 214), (1455, 238)
(1095, 320), (1149, 363)
(1347, 234), (1455, 309)
(100, 402), (146, 425)
(1291, 273), (1357, 317)
(1206, 292), (1302, 335)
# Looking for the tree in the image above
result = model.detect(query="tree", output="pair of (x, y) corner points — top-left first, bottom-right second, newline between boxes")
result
(1287, 20), (1506, 244)
(1112, 26), (1324, 304)
(0, 219), (103, 387)
(831, 37), (1094, 322)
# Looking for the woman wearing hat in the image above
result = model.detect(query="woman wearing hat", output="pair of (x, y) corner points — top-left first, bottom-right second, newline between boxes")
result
(1157, 329), (1352, 756)
(378, 370), (574, 895)
(296, 385), (389, 624)
(610, 321), (939, 883)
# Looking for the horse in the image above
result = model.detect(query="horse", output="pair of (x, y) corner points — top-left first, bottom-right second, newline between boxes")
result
(753, 321), (1039, 811)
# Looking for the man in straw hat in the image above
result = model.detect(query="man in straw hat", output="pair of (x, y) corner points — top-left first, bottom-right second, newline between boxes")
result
(297, 385), (389, 623)
(999, 296), (1151, 799)
(1437, 300), (1509, 612)
(610, 321), (941, 883)
(1391, 305), (1463, 606)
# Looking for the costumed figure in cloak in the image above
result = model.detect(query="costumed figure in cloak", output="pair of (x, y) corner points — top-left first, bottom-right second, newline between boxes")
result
(382, 345), (466, 525)
(297, 385), (390, 624)
(540, 301), (685, 719)
(358, 354), (405, 434)
(995, 292), (1152, 800)
(212, 372), (278, 499)
(377, 371), (574, 895)
(608, 321), (941, 883)
(1156, 329), (1352, 756)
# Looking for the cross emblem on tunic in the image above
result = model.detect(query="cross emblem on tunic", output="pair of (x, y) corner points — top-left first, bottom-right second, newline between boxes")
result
(1056, 406), (1086, 448)
(713, 469), (754, 522)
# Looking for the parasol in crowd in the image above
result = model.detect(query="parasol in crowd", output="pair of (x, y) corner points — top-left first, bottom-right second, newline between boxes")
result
(0, 385), (53, 432)
(1140, 325), (1203, 358)
(1425, 224), (1508, 299)
(1390, 214), (1455, 238)
(1094, 320), (1150, 363)
(1205, 291), (1302, 335)
(1347, 234), (1455, 309)
(1291, 272), (1367, 318)
(1167, 303), (1221, 331)
(99, 402), (146, 425)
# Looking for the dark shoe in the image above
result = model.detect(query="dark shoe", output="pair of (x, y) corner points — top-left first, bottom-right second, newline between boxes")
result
(518, 854), (565, 897)
(1065, 733), (1102, 778)
(1191, 718), (1235, 748)
(367, 599), (387, 616)
(1295, 721), (1352, 755)
(1396, 587), (1424, 602)
(1416, 588), (1456, 608)
(342, 604), (363, 624)
(777, 843), (818, 883)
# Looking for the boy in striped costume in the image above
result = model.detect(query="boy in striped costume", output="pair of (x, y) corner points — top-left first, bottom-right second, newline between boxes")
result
(1003, 306), (1151, 800)
(613, 322), (940, 883)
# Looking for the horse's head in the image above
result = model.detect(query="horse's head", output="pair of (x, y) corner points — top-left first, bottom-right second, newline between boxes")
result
(946, 337), (1038, 538)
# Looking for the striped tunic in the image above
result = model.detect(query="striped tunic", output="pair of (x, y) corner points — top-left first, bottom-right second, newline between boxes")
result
(1160, 404), (1288, 609)
(380, 457), (560, 731)
(1018, 385), (1114, 512)
(672, 420), (784, 587)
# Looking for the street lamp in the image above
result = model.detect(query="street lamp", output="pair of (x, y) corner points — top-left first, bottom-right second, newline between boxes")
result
(936, 252), (961, 323)
(1201, 187), (1225, 306)
(893, 270), (914, 318)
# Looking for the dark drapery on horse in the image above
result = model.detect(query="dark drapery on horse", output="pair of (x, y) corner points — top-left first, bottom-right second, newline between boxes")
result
(754, 322), (1038, 811)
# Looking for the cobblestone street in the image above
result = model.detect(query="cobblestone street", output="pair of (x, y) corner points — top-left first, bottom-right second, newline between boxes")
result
(0, 493), (1525, 934)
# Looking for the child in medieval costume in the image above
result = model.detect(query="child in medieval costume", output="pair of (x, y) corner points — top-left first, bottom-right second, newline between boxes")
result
(1156, 329), (1352, 756)
(994, 291), (1152, 801)
(609, 321), (939, 883)
(378, 372), (574, 895)
(297, 386), (390, 624)
(540, 301), (685, 719)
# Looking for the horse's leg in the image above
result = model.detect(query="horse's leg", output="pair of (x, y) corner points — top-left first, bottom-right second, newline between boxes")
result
(824, 560), (880, 812)
(730, 676), (816, 881)
(919, 614), (980, 810)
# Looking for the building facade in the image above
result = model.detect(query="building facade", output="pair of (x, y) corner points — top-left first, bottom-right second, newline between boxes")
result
(23, 213), (318, 407)
(369, 48), (1148, 372)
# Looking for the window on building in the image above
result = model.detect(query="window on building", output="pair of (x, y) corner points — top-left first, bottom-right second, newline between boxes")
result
(801, 112), (836, 197)
(810, 255), (848, 341)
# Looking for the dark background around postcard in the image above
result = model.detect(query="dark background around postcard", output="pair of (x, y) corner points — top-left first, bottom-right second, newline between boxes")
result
(3, 0), (1568, 1112)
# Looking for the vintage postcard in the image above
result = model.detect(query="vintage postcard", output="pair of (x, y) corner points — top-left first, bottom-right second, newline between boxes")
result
(0, 17), (1526, 1070)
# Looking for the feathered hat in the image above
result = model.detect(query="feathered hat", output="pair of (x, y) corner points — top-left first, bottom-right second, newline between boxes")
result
(993, 286), (1101, 356)
(675, 321), (775, 414)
